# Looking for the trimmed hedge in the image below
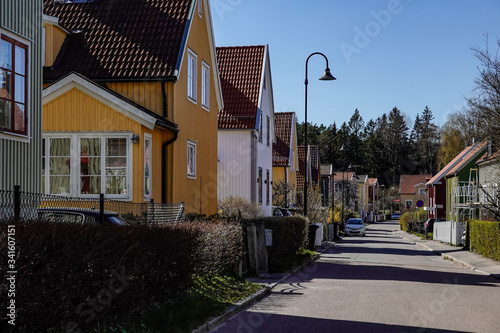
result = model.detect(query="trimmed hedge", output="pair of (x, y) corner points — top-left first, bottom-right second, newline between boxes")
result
(245, 216), (308, 268)
(468, 219), (500, 261)
(0, 219), (242, 332)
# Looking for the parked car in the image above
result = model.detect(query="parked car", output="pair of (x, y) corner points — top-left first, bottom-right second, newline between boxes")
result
(272, 206), (293, 217)
(38, 208), (127, 226)
(424, 218), (445, 233)
(345, 218), (366, 236)
(391, 213), (401, 220)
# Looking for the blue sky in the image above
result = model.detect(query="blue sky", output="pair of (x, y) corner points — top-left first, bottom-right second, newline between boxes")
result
(209, 0), (500, 128)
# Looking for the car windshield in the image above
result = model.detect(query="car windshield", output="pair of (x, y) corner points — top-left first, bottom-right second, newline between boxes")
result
(347, 219), (363, 225)
(107, 216), (127, 225)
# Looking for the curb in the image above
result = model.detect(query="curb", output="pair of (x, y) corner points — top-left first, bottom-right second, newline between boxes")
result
(192, 241), (337, 333)
(394, 231), (500, 281)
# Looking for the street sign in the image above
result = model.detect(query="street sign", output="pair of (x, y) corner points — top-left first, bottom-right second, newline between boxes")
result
(416, 200), (424, 207)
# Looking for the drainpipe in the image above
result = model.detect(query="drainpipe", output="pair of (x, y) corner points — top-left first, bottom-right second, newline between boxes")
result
(161, 80), (179, 203)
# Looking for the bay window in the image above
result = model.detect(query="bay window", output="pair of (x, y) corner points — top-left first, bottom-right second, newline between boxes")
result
(42, 133), (132, 199)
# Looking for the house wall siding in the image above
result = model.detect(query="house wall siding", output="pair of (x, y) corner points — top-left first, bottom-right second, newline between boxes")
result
(43, 21), (66, 67)
(218, 131), (253, 202)
(43, 87), (178, 202)
(107, 82), (164, 116)
(170, 0), (219, 214)
(0, 0), (43, 192)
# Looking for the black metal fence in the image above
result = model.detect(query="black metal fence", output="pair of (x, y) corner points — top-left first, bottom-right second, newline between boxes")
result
(0, 186), (185, 224)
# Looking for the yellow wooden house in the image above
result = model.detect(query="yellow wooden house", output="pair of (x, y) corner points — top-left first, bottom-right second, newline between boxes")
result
(272, 112), (298, 207)
(42, 0), (222, 214)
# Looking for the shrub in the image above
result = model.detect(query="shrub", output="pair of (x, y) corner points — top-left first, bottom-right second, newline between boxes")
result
(0, 219), (242, 332)
(469, 220), (500, 261)
(400, 212), (411, 231)
(218, 196), (264, 220)
(249, 216), (309, 270)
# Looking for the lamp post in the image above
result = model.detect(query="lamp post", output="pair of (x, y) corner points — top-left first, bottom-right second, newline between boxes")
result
(304, 52), (336, 217)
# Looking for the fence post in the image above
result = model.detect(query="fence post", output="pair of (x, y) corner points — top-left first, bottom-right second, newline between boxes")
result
(99, 193), (104, 224)
(14, 185), (21, 221)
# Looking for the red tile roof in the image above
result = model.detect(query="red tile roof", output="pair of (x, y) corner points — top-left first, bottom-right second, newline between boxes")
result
(399, 174), (431, 194)
(273, 112), (295, 166)
(477, 147), (500, 165)
(446, 140), (487, 176)
(216, 46), (265, 129)
(427, 140), (487, 185)
(43, 0), (192, 81)
(333, 171), (357, 182)
(297, 145), (320, 189)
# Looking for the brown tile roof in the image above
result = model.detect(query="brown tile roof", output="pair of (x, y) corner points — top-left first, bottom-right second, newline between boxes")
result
(427, 140), (487, 185)
(333, 171), (357, 182)
(477, 147), (500, 165)
(297, 146), (320, 189)
(43, 0), (192, 81)
(446, 140), (487, 176)
(216, 45), (265, 129)
(273, 112), (295, 166)
(399, 174), (431, 194)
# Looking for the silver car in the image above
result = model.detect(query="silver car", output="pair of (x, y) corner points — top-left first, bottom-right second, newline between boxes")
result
(345, 218), (366, 236)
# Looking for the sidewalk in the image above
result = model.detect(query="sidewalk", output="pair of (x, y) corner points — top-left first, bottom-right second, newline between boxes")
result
(393, 229), (500, 280)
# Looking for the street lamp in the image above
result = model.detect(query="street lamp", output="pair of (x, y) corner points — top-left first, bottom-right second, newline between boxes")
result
(304, 52), (336, 217)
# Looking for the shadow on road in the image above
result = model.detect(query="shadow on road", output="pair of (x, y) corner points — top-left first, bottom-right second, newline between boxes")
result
(213, 311), (470, 333)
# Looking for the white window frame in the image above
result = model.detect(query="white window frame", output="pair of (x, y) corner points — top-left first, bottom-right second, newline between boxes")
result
(144, 133), (152, 200)
(418, 188), (426, 196)
(201, 61), (210, 110)
(187, 49), (197, 103)
(0, 28), (31, 142)
(405, 199), (413, 208)
(187, 140), (197, 179)
(42, 132), (133, 199)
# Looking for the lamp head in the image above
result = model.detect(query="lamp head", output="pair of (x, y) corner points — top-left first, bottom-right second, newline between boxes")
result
(319, 67), (336, 81)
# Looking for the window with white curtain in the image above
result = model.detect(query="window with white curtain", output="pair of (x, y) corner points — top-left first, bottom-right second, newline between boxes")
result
(42, 134), (131, 198)
(144, 134), (152, 199)
(187, 140), (196, 178)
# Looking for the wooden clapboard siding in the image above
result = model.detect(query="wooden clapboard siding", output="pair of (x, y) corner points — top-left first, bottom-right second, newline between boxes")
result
(0, 0), (43, 192)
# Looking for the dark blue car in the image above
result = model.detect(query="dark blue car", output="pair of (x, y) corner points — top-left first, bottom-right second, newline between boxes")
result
(38, 208), (127, 225)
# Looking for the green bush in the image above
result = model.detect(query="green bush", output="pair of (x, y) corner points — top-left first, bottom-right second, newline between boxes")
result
(0, 219), (242, 332)
(469, 220), (500, 261)
(400, 212), (411, 231)
(247, 216), (309, 271)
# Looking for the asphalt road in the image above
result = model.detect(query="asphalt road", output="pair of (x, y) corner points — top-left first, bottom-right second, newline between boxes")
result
(209, 221), (500, 333)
